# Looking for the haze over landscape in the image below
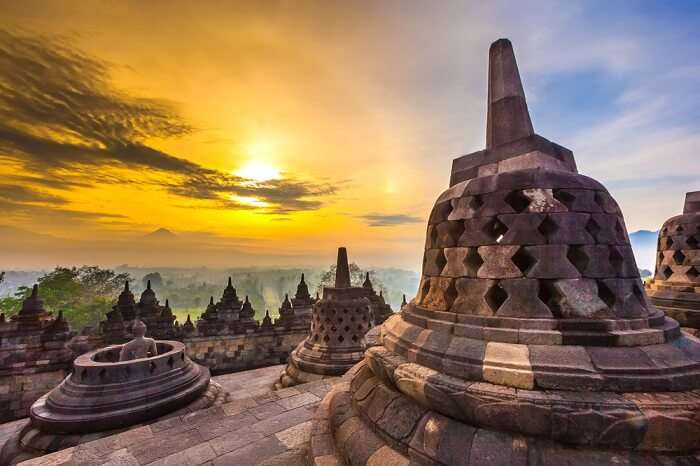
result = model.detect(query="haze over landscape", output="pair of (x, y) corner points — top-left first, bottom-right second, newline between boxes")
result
(1, 1), (698, 274)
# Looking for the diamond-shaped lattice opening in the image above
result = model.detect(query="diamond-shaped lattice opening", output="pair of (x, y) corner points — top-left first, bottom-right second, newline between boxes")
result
(430, 249), (447, 273)
(688, 236), (699, 249)
(585, 217), (601, 240)
(504, 190), (531, 213)
(673, 250), (687, 265)
(677, 225), (685, 233)
(593, 191), (613, 211)
(688, 267), (700, 280)
(338, 335), (345, 343)
(449, 221), (466, 244)
(445, 280), (458, 307)
(483, 217), (508, 241)
(338, 317), (343, 324)
(538, 215), (560, 238)
(429, 226), (438, 248)
(431, 201), (453, 224)
(344, 325), (350, 332)
(567, 246), (589, 274)
(512, 247), (535, 275)
(553, 189), (576, 210)
(419, 279), (431, 304)
(538, 280), (562, 316)
(464, 248), (484, 275)
(469, 195), (484, 211)
(352, 335), (359, 342)
(314, 335), (319, 342)
(597, 281), (616, 308)
(667, 237), (674, 248)
(485, 282), (508, 312)
(632, 283), (645, 304)
(323, 335), (330, 342)
(615, 219), (626, 242)
(319, 325), (325, 332)
(609, 247), (624, 274)
(330, 326), (337, 332)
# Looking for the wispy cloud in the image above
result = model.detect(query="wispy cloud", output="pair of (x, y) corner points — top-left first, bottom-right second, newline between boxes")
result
(0, 30), (338, 215)
(358, 213), (423, 227)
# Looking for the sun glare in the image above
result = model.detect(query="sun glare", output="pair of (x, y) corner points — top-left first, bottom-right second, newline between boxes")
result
(235, 160), (281, 183)
(230, 195), (269, 208)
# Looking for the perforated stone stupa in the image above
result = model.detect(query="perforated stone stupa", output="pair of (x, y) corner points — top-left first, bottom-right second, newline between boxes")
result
(278, 248), (371, 388)
(648, 191), (700, 333)
(310, 39), (700, 465)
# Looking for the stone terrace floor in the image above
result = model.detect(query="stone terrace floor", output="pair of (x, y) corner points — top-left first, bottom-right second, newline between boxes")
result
(12, 365), (339, 466)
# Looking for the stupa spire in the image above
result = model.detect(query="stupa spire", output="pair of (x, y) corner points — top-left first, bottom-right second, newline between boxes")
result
(334, 247), (351, 288)
(684, 190), (700, 214)
(486, 38), (534, 148)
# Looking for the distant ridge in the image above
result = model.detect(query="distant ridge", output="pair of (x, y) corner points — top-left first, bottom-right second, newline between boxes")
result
(144, 228), (176, 239)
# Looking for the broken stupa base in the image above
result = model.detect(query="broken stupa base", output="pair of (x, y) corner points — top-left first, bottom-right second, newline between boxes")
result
(0, 339), (225, 465)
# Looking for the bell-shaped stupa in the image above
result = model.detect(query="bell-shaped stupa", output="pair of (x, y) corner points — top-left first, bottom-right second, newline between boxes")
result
(648, 191), (700, 332)
(278, 247), (371, 388)
(309, 39), (700, 465)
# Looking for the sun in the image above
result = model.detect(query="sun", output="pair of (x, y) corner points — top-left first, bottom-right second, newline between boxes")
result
(235, 160), (281, 183)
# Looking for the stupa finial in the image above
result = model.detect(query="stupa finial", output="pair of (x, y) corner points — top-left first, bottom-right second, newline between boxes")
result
(334, 247), (351, 288)
(486, 38), (534, 148)
(683, 190), (700, 214)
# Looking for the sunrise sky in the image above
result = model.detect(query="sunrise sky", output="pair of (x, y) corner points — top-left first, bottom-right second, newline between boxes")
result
(0, 1), (699, 270)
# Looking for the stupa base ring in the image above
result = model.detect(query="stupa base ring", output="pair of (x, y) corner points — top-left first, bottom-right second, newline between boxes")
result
(276, 347), (355, 388)
(310, 361), (700, 466)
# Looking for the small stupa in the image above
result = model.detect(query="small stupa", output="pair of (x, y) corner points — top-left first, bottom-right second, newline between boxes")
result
(647, 191), (700, 333)
(362, 272), (394, 325)
(309, 39), (700, 465)
(277, 247), (371, 388)
(291, 273), (315, 323)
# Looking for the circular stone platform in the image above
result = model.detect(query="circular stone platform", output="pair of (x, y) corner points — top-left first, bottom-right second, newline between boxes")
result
(30, 340), (210, 434)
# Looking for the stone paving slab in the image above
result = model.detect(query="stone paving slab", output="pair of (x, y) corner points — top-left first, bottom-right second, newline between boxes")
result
(0, 418), (28, 450)
(17, 367), (339, 466)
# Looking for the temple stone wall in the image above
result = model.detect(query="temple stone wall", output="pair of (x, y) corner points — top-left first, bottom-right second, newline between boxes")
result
(0, 370), (68, 423)
(183, 328), (307, 374)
